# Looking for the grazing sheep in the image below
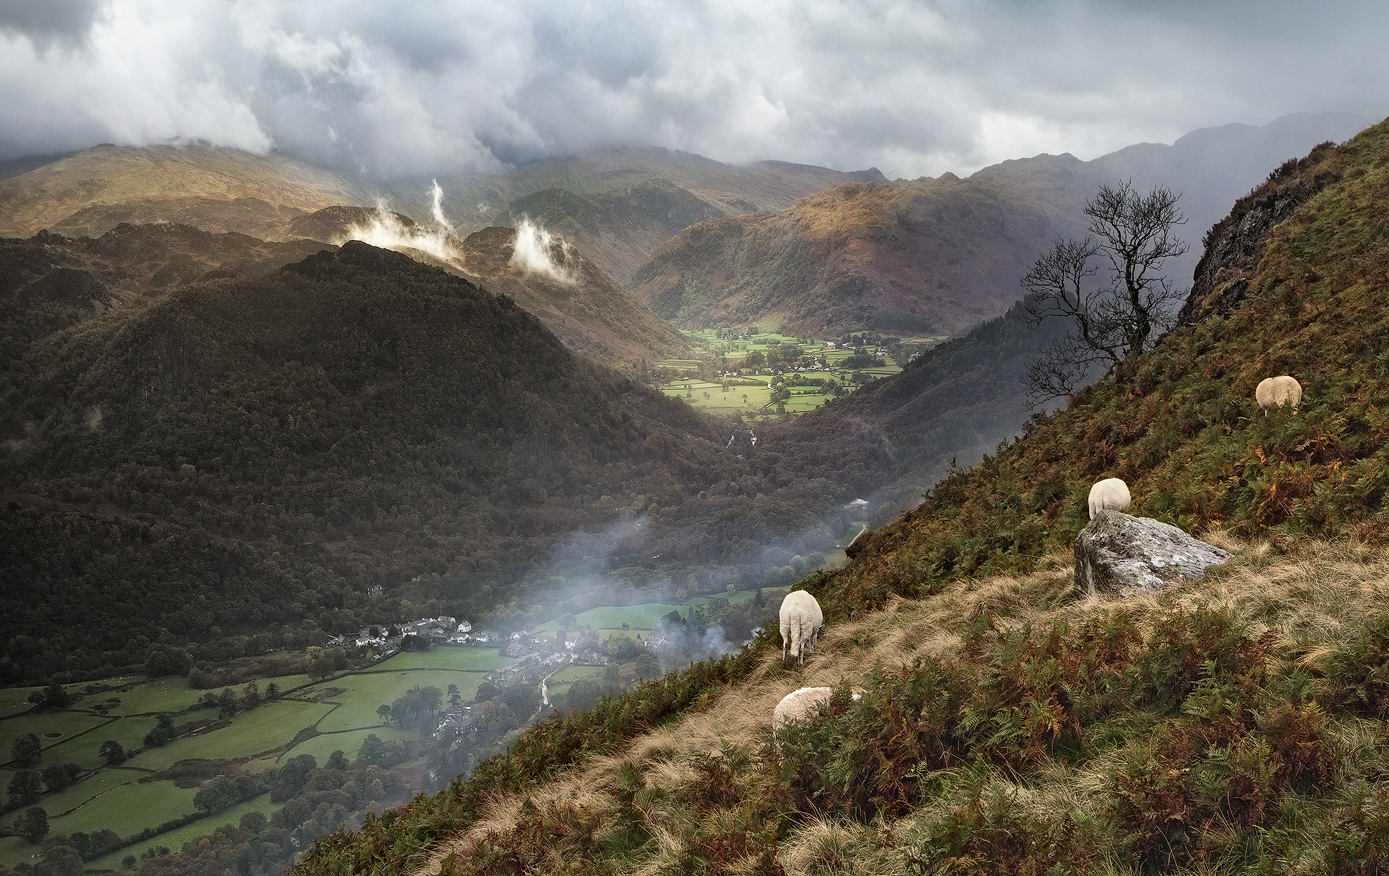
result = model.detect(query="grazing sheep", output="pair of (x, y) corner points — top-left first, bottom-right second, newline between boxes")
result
(1256, 375), (1302, 413)
(779, 590), (823, 666)
(1088, 478), (1131, 520)
(772, 686), (864, 737)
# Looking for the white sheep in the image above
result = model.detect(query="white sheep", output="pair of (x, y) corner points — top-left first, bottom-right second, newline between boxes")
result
(1256, 375), (1302, 413)
(779, 590), (823, 667)
(1087, 477), (1131, 520)
(772, 686), (864, 737)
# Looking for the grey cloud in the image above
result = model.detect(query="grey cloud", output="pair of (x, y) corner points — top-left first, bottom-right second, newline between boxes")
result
(0, 0), (1386, 180)
(0, 0), (104, 49)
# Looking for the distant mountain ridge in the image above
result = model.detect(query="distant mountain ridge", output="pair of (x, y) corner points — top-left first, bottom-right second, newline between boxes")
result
(631, 112), (1369, 335)
(0, 143), (371, 239)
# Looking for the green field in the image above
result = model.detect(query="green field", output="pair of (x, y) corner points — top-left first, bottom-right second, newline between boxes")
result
(88, 793), (278, 872)
(655, 328), (932, 419)
(99, 677), (206, 716)
(52, 776), (200, 837)
(284, 725), (418, 765)
(532, 602), (689, 636)
(377, 648), (515, 673)
(0, 710), (112, 767)
(312, 669), (496, 733)
(134, 699), (334, 770)
(0, 686), (36, 719)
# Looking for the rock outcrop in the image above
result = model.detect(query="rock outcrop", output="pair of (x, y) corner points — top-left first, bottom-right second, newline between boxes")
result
(1073, 510), (1233, 598)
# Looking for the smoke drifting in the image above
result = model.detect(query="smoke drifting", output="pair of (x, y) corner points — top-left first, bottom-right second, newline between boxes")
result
(509, 217), (575, 284)
(428, 179), (454, 233)
(342, 196), (466, 271)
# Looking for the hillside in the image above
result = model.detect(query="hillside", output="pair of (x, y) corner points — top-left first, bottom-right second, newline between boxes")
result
(490, 179), (726, 284)
(283, 205), (692, 365)
(0, 242), (845, 686)
(0, 143), (370, 239)
(632, 112), (1366, 336)
(0, 223), (334, 374)
(633, 173), (1074, 335)
(452, 224), (692, 363)
(284, 119), (1389, 876)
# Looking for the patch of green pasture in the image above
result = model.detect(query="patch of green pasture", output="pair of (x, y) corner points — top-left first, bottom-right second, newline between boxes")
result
(378, 648), (514, 673)
(312, 668), (502, 733)
(30, 766), (135, 818)
(0, 835), (39, 871)
(0, 687), (37, 719)
(88, 793), (278, 872)
(49, 777), (199, 837)
(548, 665), (605, 685)
(0, 710), (111, 765)
(43, 713), (159, 771)
(284, 726), (417, 764)
(98, 677), (203, 716)
(534, 603), (686, 634)
(133, 700), (333, 770)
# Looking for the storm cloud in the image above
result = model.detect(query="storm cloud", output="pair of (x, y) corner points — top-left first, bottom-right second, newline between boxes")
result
(1, 0), (1386, 180)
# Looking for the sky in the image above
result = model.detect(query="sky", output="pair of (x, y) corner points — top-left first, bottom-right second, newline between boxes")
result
(1, 0), (1386, 181)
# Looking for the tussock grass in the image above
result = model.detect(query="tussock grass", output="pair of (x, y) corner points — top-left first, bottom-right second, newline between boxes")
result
(409, 534), (1389, 875)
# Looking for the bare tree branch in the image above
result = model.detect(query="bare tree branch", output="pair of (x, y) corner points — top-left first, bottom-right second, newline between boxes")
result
(1021, 181), (1189, 406)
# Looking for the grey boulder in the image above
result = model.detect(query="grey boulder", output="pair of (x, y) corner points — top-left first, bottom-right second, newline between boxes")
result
(1074, 510), (1233, 598)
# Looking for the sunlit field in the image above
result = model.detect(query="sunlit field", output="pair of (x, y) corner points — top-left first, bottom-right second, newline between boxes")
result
(654, 330), (945, 419)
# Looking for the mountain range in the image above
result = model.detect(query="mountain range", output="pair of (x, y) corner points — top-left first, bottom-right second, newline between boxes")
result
(633, 112), (1369, 335)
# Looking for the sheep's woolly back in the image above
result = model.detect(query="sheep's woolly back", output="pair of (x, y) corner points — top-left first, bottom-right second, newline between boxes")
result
(1087, 478), (1131, 520)
(779, 590), (824, 666)
(771, 686), (864, 736)
(1256, 375), (1303, 410)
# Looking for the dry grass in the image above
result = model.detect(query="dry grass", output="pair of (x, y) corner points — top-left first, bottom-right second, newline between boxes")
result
(414, 533), (1389, 876)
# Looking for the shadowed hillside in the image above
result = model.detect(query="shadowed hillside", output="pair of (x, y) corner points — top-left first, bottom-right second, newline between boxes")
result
(284, 118), (1389, 876)
(0, 242), (844, 685)
(282, 205), (693, 365)
(0, 224), (335, 373)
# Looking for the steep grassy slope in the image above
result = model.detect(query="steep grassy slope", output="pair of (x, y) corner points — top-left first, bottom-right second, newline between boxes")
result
(631, 113), (1367, 336)
(0, 143), (370, 239)
(285, 119), (1389, 876)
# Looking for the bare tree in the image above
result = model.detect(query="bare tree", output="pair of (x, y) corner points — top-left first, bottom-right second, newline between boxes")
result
(1022, 181), (1189, 406)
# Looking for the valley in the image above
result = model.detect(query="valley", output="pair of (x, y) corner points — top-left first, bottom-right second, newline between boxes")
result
(0, 109), (1380, 876)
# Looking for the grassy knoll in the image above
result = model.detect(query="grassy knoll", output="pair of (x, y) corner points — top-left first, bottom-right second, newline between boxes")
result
(134, 700), (333, 770)
(0, 710), (111, 764)
(0, 838), (33, 870)
(89, 793), (278, 872)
